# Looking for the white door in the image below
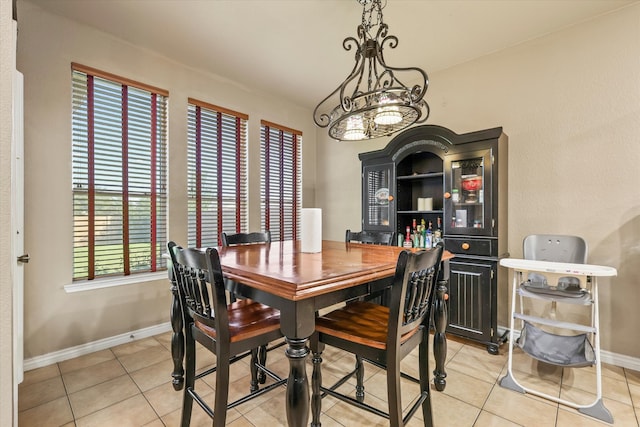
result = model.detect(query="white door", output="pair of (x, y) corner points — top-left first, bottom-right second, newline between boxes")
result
(11, 20), (25, 425)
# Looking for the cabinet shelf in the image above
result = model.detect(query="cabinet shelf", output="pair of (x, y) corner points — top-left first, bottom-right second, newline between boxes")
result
(453, 202), (483, 207)
(397, 210), (444, 215)
(397, 172), (443, 180)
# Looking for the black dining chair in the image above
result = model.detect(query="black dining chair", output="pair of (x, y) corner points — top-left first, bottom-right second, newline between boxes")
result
(168, 241), (286, 427)
(311, 243), (444, 427)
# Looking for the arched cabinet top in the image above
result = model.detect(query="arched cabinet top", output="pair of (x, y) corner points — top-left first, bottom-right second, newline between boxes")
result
(358, 124), (504, 163)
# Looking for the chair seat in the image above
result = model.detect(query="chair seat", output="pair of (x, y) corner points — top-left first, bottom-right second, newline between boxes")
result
(316, 301), (420, 349)
(194, 299), (281, 342)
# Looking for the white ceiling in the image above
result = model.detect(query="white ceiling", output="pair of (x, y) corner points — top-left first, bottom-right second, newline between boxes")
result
(25, 0), (636, 109)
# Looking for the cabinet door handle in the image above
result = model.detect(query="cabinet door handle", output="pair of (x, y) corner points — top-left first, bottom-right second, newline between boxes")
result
(388, 195), (394, 201)
(461, 243), (470, 250)
(444, 192), (451, 199)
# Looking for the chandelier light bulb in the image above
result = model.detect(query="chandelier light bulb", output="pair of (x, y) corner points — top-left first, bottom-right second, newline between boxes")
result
(342, 115), (367, 141)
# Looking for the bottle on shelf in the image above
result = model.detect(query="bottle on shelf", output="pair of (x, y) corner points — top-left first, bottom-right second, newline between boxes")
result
(434, 217), (443, 246)
(425, 221), (432, 248)
(403, 226), (413, 248)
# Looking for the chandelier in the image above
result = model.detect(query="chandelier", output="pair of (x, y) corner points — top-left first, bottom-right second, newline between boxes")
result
(313, 0), (430, 141)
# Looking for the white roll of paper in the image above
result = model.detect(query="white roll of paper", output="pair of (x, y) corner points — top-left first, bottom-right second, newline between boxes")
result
(301, 208), (322, 253)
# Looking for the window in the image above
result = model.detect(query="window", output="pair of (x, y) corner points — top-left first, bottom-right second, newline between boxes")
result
(187, 99), (248, 247)
(260, 120), (302, 241)
(72, 63), (168, 281)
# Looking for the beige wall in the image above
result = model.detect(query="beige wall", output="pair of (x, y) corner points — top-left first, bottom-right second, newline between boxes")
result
(318, 4), (640, 358)
(1, 1), (16, 424)
(17, 0), (317, 359)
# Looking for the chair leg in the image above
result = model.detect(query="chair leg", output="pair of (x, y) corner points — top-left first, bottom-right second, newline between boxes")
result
(355, 355), (365, 402)
(386, 355), (403, 427)
(419, 338), (434, 427)
(181, 331), (196, 427)
(258, 344), (267, 384)
(250, 347), (259, 392)
(214, 350), (231, 427)
(311, 338), (324, 427)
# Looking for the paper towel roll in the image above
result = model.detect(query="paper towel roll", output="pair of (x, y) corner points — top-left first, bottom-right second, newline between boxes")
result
(301, 208), (322, 253)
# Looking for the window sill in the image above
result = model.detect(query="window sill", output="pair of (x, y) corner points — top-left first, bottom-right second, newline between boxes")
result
(64, 271), (168, 293)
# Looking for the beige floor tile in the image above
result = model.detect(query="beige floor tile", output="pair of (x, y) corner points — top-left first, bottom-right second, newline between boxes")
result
(18, 396), (73, 427)
(58, 349), (115, 374)
(430, 390), (482, 427)
(446, 344), (507, 384)
(153, 330), (173, 351)
(241, 393), (289, 427)
(75, 394), (159, 427)
(145, 378), (212, 417)
(483, 384), (558, 426)
(227, 416), (261, 426)
(629, 382), (640, 409)
(356, 368), (422, 407)
(442, 367), (494, 408)
(68, 374), (139, 419)
(161, 402), (243, 426)
(557, 397), (637, 426)
(18, 331), (639, 427)
(117, 343), (172, 373)
(20, 363), (60, 386)
(474, 410), (521, 427)
(18, 375), (66, 412)
(627, 368), (640, 386)
(562, 367), (632, 405)
(324, 397), (389, 426)
(129, 358), (174, 392)
(61, 358), (127, 394)
(111, 336), (164, 357)
(600, 362), (626, 382)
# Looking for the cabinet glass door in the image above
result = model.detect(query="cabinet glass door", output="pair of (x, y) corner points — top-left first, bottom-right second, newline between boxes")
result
(362, 163), (394, 232)
(445, 149), (492, 236)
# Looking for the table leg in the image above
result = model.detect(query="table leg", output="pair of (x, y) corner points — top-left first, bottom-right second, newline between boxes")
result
(285, 337), (310, 427)
(433, 279), (448, 391)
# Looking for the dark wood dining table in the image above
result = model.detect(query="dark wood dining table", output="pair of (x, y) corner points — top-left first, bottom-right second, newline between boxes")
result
(169, 240), (452, 427)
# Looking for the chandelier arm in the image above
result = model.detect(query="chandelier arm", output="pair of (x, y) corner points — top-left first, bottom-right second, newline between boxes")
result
(376, 42), (429, 102)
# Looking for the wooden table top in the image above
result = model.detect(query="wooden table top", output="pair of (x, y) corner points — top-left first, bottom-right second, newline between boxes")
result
(215, 240), (452, 301)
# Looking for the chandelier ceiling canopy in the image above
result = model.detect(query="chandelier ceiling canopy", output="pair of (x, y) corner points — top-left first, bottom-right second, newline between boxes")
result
(313, 0), (430, 142)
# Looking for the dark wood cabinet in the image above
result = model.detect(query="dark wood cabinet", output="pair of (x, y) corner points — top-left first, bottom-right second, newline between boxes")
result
(359, 125), (508, 353)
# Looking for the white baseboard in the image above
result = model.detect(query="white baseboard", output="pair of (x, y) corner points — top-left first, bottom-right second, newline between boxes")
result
(23, 322), (640, 373)
(497, 326), (640, 372)
(23, 322), (172, 372)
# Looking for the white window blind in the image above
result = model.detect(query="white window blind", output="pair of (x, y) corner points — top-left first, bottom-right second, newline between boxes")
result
(187, 98), (248, 247)
(71, 63), (168, 281)
(260, 120), (302, 241)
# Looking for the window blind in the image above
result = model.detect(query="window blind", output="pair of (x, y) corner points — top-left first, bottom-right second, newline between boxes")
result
(187, 99), (248, 247)
(72, 64), (168, 280)
(260, 121), (302, 242)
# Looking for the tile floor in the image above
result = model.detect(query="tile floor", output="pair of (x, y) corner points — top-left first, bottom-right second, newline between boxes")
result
(18, 332), (640, 426)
